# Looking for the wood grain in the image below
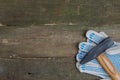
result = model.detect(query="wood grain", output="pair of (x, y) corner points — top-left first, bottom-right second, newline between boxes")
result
(0, 58), (100, 80)
(0, 0), (119, 79)
(98, 53), (120, 80)
(0, 25), (120, 58)
(0, 0), (119, 25)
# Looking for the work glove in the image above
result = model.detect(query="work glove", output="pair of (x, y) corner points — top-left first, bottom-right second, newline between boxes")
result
(76, 30), (120, 80)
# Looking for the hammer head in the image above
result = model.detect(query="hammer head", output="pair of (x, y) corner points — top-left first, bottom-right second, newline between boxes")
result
(80, 37), (114, 64)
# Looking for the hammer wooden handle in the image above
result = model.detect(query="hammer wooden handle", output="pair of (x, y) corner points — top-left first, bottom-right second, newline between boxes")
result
(97, 53), (120, 80)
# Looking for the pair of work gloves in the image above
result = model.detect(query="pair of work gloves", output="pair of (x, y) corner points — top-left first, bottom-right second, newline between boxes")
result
(76, 30), (120, 80)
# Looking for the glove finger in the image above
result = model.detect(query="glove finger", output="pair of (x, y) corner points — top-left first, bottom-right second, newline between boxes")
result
(99, 32), (108, 38)
(76, 51), (86, 62)
(79, 42), (95, 52)
(87, 39), (96, 44)
(77, 42), (95, 61)
(77, 41), (96, 62)
(86, 30), (107, 44)
(76, 62), (110, 79)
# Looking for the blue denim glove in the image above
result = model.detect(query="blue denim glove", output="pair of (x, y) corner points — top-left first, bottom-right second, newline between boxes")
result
(76, 30), (120, 79)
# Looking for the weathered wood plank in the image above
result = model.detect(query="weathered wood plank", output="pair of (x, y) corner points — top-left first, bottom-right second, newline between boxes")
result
(0, 25), (120, 58)
(0, 0), (120, 25)
(0, 58), (100, 80)
(0, 59), (15, 80)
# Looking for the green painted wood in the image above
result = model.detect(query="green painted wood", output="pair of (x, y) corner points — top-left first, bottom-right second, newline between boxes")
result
(0, 58), (100, 80)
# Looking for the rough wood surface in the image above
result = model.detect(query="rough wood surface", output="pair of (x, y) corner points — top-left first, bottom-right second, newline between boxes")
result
(0, 0), (120, 80)
(0, 58), (100, 80)
(0, 0), (120, 25)
(0, 25), (120, 58)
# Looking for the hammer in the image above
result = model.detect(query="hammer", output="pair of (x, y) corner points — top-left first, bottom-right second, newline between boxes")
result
(80, 37), (120, 80)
